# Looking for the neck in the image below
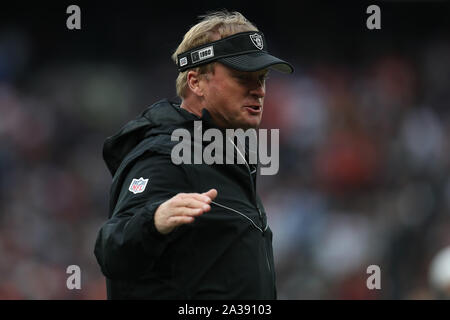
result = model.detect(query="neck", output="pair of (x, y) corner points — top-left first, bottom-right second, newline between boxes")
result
(180, 99), (203, 117)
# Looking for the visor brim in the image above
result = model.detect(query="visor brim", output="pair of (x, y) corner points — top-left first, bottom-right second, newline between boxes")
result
(218, 52), (294, 74)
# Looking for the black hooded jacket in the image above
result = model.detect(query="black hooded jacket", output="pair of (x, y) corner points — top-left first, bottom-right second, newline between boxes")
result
(94, 99), (276, 299)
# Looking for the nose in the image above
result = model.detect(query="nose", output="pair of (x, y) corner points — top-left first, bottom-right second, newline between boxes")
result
(249, 81), (265, 99)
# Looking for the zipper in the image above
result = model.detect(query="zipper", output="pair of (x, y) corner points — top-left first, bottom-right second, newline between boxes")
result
(228, 137), (273, 289)
(264, 237), (271, 272)
(228, 137), (266, 231)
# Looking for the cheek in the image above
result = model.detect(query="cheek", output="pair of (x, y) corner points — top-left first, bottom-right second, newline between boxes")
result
(205, 79), (248, 118)
(222, 82), (247, 104)
(209, 82), (238, 105)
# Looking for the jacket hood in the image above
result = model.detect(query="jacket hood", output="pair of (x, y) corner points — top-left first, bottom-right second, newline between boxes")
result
(103, 99), (200, 176)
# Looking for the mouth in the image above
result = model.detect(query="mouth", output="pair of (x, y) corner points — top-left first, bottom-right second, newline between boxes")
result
(244, 105), (262, 114)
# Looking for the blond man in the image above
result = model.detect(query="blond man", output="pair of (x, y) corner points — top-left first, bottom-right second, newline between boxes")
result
(95, 10), (293, 299)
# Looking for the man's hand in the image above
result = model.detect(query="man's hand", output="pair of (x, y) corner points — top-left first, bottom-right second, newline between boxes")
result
(154, 189), (218, 234)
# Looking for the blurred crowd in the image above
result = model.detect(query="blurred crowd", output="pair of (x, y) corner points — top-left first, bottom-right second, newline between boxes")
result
(261, 38), (450, 299)
(1, 18), (450, 299)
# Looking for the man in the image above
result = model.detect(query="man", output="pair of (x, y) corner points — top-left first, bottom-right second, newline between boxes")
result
(94, 10), (293, 299)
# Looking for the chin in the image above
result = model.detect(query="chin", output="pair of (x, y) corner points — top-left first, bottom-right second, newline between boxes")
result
(229, 116), (261, 130)
(241, 120), (261, 130)
(249, 118), (262, 129)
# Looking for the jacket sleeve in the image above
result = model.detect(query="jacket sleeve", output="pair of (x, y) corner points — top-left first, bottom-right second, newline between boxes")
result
(94, 152), (193, 280)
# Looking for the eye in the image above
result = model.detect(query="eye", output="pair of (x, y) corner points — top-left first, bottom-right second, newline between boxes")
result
(233, 72), (268, 85)
(235, 74), (249, 81)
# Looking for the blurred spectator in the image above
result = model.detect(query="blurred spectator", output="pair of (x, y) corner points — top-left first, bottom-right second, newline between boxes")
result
(429, 246), (450, 299)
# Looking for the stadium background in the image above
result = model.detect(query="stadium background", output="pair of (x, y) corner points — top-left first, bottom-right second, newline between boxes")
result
(1, 1), (450, 299)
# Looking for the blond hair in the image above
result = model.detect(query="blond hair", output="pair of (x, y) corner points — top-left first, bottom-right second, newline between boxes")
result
(172, 11), (258, 98)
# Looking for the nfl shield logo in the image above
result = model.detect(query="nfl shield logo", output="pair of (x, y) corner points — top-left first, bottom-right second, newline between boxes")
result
(128, 177), (149, 194)
(250, 33), (264, 50)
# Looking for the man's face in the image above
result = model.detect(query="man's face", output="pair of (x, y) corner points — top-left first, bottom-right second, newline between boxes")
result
(200, 63), (268, 130)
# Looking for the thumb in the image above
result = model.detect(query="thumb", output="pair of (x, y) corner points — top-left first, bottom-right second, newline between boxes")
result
(202, 188), (218, 201)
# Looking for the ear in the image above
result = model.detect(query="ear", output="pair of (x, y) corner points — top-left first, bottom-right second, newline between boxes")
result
(186, 70), (205, 97)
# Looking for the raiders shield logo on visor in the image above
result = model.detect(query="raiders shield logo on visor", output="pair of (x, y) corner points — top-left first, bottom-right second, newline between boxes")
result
(250, 33), (264, 50)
